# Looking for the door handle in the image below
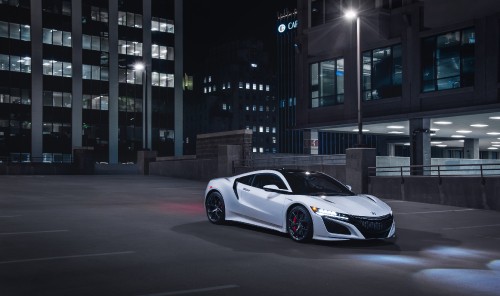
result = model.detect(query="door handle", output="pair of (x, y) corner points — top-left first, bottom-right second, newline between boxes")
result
(243, 188), (250, 192)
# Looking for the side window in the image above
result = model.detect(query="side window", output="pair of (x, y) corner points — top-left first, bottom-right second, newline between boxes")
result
(236, 174), (254, 186)
(252, 174), (287, 190)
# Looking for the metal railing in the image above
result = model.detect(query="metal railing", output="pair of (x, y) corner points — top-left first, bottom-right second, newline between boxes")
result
(232, 154), (346, 174)
(0, 156), (74, 164)
(369, 163), (500, 183)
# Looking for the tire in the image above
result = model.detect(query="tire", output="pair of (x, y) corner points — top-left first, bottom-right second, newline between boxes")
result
(205, 191), (225, 224)
(287, 205), (313, 242)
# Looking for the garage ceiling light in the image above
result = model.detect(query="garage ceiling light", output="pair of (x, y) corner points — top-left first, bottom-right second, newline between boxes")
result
(471, 124), (488, 127)
(434, 121), (452, 125)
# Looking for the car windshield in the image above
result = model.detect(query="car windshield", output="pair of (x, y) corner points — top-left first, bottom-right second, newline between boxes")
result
(282, 171), (355, 196)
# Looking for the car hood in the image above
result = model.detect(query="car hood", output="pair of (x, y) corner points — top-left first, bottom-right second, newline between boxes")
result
(312, 194), (391, 217)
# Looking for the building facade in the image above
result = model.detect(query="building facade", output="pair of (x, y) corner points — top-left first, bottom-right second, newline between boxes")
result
(0, 0), (183, 164)
(294, 0), (500, 164)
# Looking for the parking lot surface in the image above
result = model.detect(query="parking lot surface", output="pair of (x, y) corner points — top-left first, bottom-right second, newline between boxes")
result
(1, 175), (499, 296)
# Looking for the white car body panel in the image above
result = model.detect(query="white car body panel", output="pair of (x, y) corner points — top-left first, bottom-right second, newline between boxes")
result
(204, 169), (396, 241)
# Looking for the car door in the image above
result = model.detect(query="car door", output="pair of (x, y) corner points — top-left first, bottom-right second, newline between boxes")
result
(237, 173), (289, 227)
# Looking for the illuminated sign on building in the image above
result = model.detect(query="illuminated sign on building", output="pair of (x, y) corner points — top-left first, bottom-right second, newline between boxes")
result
(278, 20), (298, 33)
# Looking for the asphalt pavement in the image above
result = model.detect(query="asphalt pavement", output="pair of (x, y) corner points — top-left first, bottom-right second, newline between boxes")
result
(0, 175), (499, 296)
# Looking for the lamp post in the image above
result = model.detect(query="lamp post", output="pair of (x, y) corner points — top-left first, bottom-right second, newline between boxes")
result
(345, 9), (363, 147)
(134, 62), (149, 150)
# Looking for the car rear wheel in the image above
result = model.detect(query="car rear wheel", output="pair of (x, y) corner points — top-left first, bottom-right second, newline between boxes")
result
(287, 205), (313, 242)
(205, 191), (225, 224)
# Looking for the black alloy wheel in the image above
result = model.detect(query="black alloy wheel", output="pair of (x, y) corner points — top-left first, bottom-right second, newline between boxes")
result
(287, 205), (313, 242)
(205, 191), (225, 224)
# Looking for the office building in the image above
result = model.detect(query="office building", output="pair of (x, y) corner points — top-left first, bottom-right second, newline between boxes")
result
(0, 0), (183, 163)
(294, 0), (500, 165)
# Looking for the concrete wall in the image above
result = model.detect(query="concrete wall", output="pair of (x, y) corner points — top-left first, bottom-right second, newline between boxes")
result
(149, 157), (218, 181)
(196, 130), (252, 160)
(369, 176), (500, 211)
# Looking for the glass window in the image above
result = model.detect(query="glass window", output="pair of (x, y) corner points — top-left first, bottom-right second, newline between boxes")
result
(63, 92), (71, 107)
(167, 74), (174, 88)
(310, 57), (344, 107)
(100, 67), (108, 81)
(63, 31), (71, 46)
(91, 65), (100, 80)
(362, 44), (402, 100)
(10, 55), (20, 72)
(167, 46), (174, 60)
(421, 28), (475, 92)
(91, 35), (100, 51)
(127, 12), (134, 27)
(83, 34), (91, 49)
(83, 95), (91, 109)
(118, 11), (126, 26)
(20, 24), (30, 41)
(53, 61), (63, 76)
(43, 28), (52, 44)
(0, 21), (8, 38)
(151, 18), (159, 31)
(43, 91), (53, 106)
(152, 72), (159, 86)
(62, 1), (71, 15)
(100, 37), (109, 52)
(63, 62), (71, 77)
(0, 54), (8, 70)
(134, 14), (142, 28)
(52, 30), (62, 46)
(118, 96), (127, 111)
(91, 95), (100, 109)
(82, 64), (91, 79)
(118, 68), (126, 83)
(160, 73), (167, 87)
(100, 95), (108, 110)
(252, 174), (287, 190)
(20, 57), (31, 73)
(53, 92), (63, 107)
(152, 44), (159, 59)
(9, 23), (20, 39)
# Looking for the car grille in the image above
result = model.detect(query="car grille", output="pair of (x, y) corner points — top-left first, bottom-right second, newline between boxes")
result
(348, 214), (393, 239)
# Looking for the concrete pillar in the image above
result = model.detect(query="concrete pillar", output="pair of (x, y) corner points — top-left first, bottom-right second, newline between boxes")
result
(174, 0), (184, 156)
(142, 0), (152, 150)
(345, 148), (376, 194)
(71, 0), (83, 151)
(137, 150), (157, 175)
(303, 129), (318, 155)
(30, 0), (43, 161)
(464, 138), (479, 159)
(387, 143), (396, 156)
(217, 145), (242, 177)
(108, 0), (119, 163)
(409, 118), (431, 175)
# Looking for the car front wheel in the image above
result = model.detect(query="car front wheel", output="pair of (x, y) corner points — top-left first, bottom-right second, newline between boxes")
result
(287, 205), (313, 242)
(205, 191), (225, 224)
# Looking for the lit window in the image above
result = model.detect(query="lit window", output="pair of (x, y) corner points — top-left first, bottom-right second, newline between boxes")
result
(259, 84), (263, 91)
(239, 82), (243, 89)
(245, 83), (250, 89)
(252, 84), (257, 90)
(259, 126), (263, 133)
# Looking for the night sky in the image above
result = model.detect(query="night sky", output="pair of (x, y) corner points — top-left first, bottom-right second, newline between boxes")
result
(183, 0), (297, 72)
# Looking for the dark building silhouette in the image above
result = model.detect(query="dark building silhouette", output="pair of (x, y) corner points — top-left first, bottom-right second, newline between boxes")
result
(184, 39), (278, 154)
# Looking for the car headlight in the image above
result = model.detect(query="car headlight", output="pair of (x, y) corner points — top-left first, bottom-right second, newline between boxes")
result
(310, 206), (349, 221)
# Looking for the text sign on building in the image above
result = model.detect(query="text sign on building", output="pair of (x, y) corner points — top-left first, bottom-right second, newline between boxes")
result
(278, 20), (298, 33)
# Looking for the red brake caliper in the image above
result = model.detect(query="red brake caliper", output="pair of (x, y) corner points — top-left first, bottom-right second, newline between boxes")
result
(292, 215), (297, 232)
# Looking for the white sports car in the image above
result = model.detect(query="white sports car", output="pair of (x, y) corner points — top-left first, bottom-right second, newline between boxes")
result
(204, 169), (396, 242)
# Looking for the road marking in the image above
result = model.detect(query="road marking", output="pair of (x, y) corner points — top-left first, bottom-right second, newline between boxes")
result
(0, 251), (135, 265)
(0, 230), (69, 236)
(397, 209), (477, 215)
(138, 285), (240, 296)
(444, 224), (500, 230)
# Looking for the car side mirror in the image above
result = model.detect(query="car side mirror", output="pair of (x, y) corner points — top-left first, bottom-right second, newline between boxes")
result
(263, 184), (280, 191)
(345, 185), (352, 191)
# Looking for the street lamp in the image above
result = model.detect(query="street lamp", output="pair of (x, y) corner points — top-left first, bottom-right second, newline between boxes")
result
(345, 9), (363, 147)
(134, 62), (149, 150)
